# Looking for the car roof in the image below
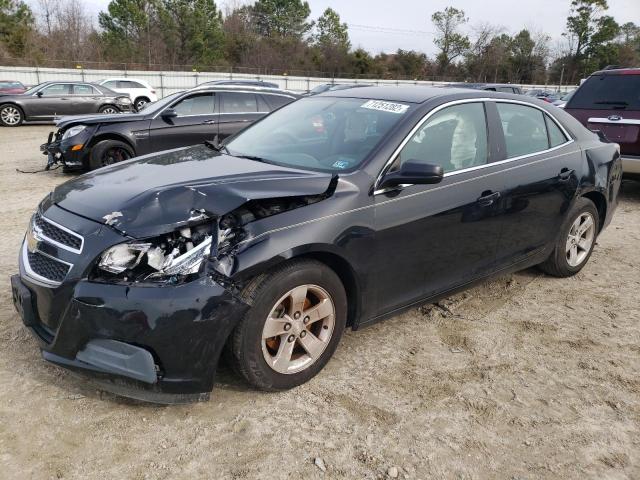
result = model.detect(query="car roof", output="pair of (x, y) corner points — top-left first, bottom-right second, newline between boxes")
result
(189, 84), (298, 96)
(316, 85), (528, 103)
(591, 67), (640, 76)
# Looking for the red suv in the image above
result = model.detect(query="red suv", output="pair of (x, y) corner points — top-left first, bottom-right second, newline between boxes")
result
(564, 68), (640, 176)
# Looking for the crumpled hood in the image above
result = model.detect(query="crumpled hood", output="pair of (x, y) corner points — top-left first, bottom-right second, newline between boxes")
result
(52, 144), (334, 238)
(55, 112), (144, 129)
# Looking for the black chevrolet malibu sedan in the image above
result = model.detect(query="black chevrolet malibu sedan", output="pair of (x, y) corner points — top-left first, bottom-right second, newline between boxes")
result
(11, 87), (622, 403)
(40, 85), (299, 171)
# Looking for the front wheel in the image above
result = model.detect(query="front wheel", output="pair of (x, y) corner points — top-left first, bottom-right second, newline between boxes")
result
(0, 104), (23, 126)
(539, 197), (599, 277)
(88, 139), (134, 170)
(228, 260), (347, 390)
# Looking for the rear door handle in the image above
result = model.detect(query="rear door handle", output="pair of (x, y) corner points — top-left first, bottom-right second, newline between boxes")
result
(477, 191), (501, 206)
(558, 168), (574, 181)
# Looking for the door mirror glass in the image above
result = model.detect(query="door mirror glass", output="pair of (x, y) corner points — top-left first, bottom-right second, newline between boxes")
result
(380, 160), (444, 189)
(36, 91), (43, 97)
(161, 108), (178, 118)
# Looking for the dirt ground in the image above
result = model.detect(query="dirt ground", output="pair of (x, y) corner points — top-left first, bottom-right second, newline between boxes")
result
(0, 125), (638, 480)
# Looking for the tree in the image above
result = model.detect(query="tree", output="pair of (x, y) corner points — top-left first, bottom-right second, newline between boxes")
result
(252, 0), (312, 39)
(313, 7), (350, 73)
(565, 0), (619, 80)
(509, 29), (549, 84)
(158, 0), (225, 67)
(98, 0), (158, 65)
(0, 0), (34, 58)
(431, 7), (470, 76)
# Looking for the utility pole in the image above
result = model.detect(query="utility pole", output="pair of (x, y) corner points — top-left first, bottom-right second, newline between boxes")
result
(559, 64), (565, 91)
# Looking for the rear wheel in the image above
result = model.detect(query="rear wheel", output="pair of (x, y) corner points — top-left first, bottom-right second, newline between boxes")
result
(228, 260), (347, 390)
(99, 105), (119, 114)
(0, 104), (23, 126)
(88, 139), (134, 170)
(539, 197), (599, 277)
(134, 97), (150, 111)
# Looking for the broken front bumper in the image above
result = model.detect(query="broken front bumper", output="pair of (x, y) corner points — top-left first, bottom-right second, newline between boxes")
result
(40, 128), (94, 170)
(11, 204), (249, 403)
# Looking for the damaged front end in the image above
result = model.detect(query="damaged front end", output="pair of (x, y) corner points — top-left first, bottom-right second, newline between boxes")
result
(91, 177), (338, 286)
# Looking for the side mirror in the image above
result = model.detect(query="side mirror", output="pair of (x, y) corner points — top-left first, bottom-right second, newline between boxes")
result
(161, 108), (178, 119)
(379, 160), (444, 189)
(36, 91), (43, 97)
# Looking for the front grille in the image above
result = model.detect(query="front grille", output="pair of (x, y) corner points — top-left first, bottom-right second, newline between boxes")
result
(34, 213), (83, 252)
(26, 250), (71, 283)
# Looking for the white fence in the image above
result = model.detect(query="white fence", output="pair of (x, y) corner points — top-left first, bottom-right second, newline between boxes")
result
(0, 65), (576, 98)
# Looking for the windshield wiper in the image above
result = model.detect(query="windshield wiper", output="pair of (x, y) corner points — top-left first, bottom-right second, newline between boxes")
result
(234, 154), (268, 163)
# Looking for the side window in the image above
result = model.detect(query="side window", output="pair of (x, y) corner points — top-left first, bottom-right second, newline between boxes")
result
(220, 92), (258, 113)
(40, 84), (71, 96)
(172, 93), (215, 116)
(119, 80), (144, 89)
(257, 95), (271, 112)
(264, 95), (292, 110)
(396, 102), (488, 173)
(497, 87), (513, 93)
(73, 84), (97, 95)
(496, 103), (549, 158)
(546, 115), (568, 147)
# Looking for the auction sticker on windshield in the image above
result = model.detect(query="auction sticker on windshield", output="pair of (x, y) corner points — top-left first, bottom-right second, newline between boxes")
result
(361, 100), (410, 114)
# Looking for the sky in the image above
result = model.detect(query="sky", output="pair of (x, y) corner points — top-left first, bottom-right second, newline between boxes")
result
(72, 0), (640, 56)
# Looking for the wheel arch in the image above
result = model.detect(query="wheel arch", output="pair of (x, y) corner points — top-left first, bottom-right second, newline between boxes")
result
(580, 190), (607, 233)
(88, 131), (136, 152)
(0, 102), (25, 121)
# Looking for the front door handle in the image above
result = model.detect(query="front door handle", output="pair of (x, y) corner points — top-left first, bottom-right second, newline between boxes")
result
(203, 119), (217, 125)
(558, 168), (574, 181)
(477, 191), (501, 206)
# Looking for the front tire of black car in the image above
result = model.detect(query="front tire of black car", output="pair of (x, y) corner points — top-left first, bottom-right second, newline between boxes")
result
(228, 259), (347, 391)
(539, 197), (599, 277)
(88, 139), (135, 170)
(0, 104), (23, 127)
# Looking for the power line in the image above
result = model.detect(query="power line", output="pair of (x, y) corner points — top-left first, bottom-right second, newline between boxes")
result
(347, 23), (434, 36)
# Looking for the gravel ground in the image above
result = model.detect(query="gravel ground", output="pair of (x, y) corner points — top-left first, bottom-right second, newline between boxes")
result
(0, 125), (638, 480)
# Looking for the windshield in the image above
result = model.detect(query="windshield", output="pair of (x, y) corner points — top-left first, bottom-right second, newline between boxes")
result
(22, 83), (45, 95)
(225, 97), (413, 173)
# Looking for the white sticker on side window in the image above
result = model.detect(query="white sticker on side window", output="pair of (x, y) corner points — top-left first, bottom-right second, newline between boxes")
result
(361, 100), (409, 114)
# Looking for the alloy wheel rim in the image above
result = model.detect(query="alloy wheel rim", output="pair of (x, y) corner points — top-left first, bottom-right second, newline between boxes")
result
(261, 284), (335, 374)
(101, 107), (118, 114)
(1, 106), (20, 125)
(135, 99), (147, 109)
(566, 212), (595, 267)
(101, 147), (131, 166)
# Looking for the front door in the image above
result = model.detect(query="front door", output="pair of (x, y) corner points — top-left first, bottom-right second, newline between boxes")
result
(71, 84), (101, 114)
(373, 101), (505, 315)
(31, 83), (75, 119)
(148, 92), (218, 151)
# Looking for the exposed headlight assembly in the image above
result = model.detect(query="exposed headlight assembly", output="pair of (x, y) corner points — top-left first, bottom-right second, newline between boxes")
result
(97, 225), (213, 283)
(62, 125), (86, 140)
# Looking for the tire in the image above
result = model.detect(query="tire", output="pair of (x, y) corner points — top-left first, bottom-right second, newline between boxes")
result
(99, 105), (120, 114)
(0, 104), (23, 127)
(88, 139), (134, 170)
(228, 259), (347, 391)
(134, 97), (150, 111)
(538, 197), (599, 277)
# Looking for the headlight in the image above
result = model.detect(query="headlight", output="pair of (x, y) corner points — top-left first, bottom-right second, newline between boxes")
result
(117, 97), (132, 104)
(96, 224), (213, 283)
(62, 125), (86, 140)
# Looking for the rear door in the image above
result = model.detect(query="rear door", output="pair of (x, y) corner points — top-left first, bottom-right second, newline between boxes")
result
(217, 91), (266, 140)
(565, 73), (640, 156)
(491, 101), (582, 266)
(71, 84), (101, 114)
(148, 91), (218, 151)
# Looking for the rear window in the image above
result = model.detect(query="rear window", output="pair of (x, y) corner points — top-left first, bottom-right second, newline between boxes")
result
(568, 74), (640, 110)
